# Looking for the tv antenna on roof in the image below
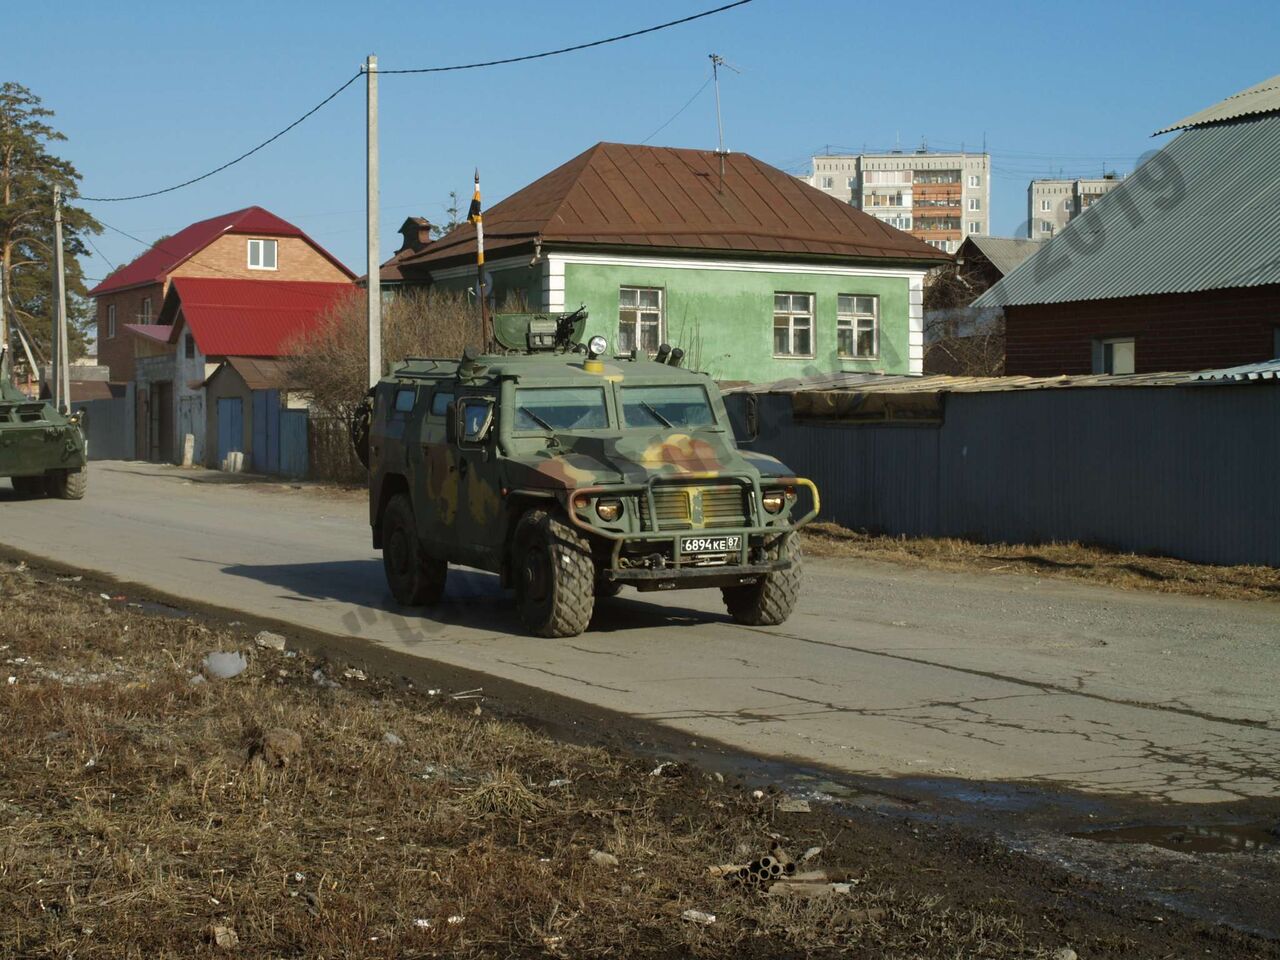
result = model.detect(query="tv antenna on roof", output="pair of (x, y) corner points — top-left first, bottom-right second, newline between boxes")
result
(709, 53), (740, 193)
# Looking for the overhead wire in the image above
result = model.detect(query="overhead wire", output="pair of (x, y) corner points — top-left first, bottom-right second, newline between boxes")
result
(77, 1), (755, 203)
(641, 75), (714, 144)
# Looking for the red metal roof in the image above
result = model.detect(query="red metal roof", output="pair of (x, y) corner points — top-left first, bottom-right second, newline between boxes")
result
(162, 278), (355, 358)
(398, 142), (952, 271)
(89, 206), (355, 296)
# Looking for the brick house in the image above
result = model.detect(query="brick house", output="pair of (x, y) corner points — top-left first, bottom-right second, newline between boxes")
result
(90, 206), (355, 383)
(382, 143), (950, 382)
(976, 74), (1280, 375)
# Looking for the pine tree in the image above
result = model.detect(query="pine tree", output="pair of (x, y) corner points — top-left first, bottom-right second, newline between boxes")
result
(0, 82), (101, 366)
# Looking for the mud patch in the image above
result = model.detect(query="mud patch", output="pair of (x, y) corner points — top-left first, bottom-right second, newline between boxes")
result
(1074, 821), (1279, 854)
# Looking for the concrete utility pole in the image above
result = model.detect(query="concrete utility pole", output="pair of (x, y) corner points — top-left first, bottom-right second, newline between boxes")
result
(52, 185), (71, 412)
(365, 54), (381, 389)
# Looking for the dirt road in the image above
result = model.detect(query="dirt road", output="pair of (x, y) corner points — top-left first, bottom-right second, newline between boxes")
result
(3, 461), (1277, 805)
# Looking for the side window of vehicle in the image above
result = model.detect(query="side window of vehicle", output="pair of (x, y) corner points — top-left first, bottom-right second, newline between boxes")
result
(429, 390), (454, 418)
(392, 388), (416, 416)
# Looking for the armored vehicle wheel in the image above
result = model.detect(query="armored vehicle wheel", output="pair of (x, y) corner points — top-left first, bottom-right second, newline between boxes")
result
(722, 536), (802, 626)
(48, 466), (87, 501)
(382, 494), (447, 606)
(513, 509), (594, 638)
(10, 476), (48, 498)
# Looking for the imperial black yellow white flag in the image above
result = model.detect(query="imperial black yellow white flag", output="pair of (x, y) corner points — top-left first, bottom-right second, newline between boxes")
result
(469, 169), (484, 267)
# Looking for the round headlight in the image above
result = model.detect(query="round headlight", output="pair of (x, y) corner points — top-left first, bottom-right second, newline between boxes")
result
(762, 489), (786, 514)
(595, 498), (622, 522)
(587, 335), (608, 358)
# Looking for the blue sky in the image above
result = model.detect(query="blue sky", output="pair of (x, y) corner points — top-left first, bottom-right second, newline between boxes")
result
(9, 0), (1279, 285)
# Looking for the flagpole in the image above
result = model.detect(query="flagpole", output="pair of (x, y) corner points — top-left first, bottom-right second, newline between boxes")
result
(470, 169), (492, 350)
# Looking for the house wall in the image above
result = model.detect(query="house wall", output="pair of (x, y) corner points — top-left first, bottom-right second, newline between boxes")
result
(557, 254), (924, 382)
(170, 235), (351, 284)
(430, 252), (926, 381)
(172, 325), (213, 465)
(96, 282), (164, 382)
(1005, 284), (1280, 376)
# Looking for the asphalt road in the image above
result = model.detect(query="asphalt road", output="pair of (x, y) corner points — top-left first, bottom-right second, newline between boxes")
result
(4, 461), (1279, 803)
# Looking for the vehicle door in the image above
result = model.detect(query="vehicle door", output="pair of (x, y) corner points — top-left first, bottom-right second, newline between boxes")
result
(414, 384), (455, 555)
(452, 386), (504, 569)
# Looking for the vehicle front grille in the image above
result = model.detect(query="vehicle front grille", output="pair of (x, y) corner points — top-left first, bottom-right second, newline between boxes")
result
(637, 484), (749, 531)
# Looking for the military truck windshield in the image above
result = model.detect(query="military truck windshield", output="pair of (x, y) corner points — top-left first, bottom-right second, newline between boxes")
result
(620, 385), (716, 429)
(514, 387), (608, 431)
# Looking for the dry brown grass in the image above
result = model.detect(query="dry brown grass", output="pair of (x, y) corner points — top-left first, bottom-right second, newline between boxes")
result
(0, 561), (1202, 959)
(801, 522), (1280, 602)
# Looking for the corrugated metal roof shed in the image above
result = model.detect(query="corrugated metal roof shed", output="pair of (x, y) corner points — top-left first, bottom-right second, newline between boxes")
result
(1155, 73), (1280, 134)
(398, 142), (951, 271)
(1192, 358), (1280, 381)
(727, 370), (1241, 396)
(961, 236), (1043, 277)
(974, 111), (1280, 308)
(206, 356), (299, 391)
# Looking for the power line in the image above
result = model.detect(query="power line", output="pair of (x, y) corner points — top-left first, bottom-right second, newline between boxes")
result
(78, 1), (755, 204)
(81, 72), (363, 203)
(641, 75), (713, 144)
(84, 234), (117, 273)
(378, 1), (754, 74)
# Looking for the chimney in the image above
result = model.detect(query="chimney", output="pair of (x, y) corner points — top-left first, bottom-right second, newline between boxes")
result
(396, 217), (434, 254)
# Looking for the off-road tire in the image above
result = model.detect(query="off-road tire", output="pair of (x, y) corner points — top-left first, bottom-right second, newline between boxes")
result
(381, 494), (447, 606)
(595, 573), (623, 599)
(48, 466), (88, 501)
(721, 536), (802, 626)
(513, 509), (595, 638)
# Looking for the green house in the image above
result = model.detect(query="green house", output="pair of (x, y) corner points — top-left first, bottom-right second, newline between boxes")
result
(385, 143), (949, 382)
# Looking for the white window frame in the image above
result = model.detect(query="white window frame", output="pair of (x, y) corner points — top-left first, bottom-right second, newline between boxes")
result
(967, 174), (980, 187)
(184, 332), (196, 360)
(820, 176), (834, 189)
(773, 292), (814, 359)
(968, 220), (982, 234)
(837, 294), (878, 360)
(1040, 198), (1051, 211)
(140, 296), (152, 322)
(247, 238), (278, 270)
(617, 286), (664, 356)
(967, 197), (981, 211)
(1098, 337), (1136, 375)
(106, 304), (116, 339)
(1040, 220), (1054, 233)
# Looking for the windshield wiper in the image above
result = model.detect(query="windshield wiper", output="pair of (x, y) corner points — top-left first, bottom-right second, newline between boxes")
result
(639, 401), (674, 428)
(519, 406), (557, 432)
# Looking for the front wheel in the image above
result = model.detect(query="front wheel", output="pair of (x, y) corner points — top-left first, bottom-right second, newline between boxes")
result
(513, 509), (595, 638)
(49, 466), (88, 500)
(381, 494), (447, 606)
(722, 536), (802, 626)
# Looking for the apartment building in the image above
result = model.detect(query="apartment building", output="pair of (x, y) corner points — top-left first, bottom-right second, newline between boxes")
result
(807, 150), (991, 254)
(1027, 175), (1123, 239)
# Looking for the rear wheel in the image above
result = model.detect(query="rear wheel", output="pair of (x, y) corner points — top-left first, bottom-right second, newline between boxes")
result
(49, 466), (88, 500)
(513, 509), (595, 638)
(595, 575), (623, 599)
(722, 536), (802, 626)
(381, 494), (447, 606)
(10, 476), (49, 498)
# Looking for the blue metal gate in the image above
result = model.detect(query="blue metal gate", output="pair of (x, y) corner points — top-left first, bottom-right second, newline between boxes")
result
(279, 409), (309, 478)
(216, 397), (243, 464)
(252, 389), (281, 474)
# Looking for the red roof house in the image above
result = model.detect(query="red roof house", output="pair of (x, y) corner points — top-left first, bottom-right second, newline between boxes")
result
(93, 205), (355, 382)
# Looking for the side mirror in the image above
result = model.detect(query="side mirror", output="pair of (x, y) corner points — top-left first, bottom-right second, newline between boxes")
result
(445, 401), (458, 443)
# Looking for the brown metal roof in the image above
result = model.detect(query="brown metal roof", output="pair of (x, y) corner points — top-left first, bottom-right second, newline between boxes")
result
(727, 370), (1228, 396)
(207, 356), (299, 391)
(397, 143), (952, 272)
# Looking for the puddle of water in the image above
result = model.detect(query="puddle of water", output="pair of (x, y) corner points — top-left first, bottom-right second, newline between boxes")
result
(1073, 822), (1279, 854)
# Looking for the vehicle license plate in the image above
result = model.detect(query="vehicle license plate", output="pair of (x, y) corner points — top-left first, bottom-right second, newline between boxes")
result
(681, 535), (741, 554)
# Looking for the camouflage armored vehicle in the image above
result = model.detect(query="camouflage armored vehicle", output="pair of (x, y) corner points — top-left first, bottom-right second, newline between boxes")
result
(0, 349), (88, 500)
(363, 310), (818, 638)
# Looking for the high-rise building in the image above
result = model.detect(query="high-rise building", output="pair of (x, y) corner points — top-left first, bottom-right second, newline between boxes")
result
(1027, 175), (1123, 239)
(806, 150), (991, 255)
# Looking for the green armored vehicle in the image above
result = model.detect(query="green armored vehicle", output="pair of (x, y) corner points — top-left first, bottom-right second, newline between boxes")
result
(363, 310), (818, 638)
(0, 350), (88, 500)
